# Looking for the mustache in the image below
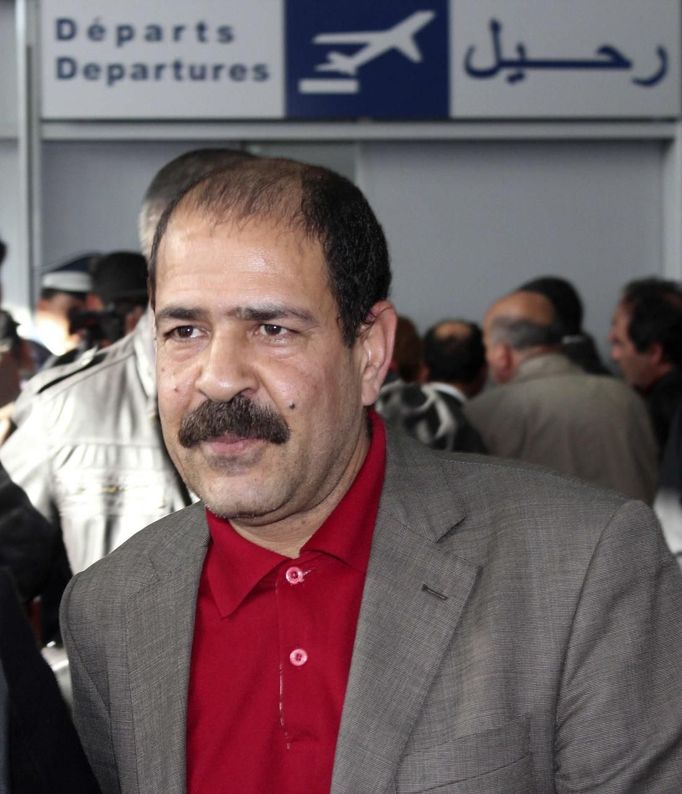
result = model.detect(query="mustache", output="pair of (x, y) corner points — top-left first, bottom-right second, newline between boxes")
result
(178, 395), (290, 448)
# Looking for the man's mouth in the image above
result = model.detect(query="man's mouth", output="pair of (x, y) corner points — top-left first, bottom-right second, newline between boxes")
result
(203, 434), (260, 454)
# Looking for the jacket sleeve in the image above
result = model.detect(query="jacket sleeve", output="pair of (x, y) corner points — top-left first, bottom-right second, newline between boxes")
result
(60, 574), (121, 794)
(555, 500), (682, 792)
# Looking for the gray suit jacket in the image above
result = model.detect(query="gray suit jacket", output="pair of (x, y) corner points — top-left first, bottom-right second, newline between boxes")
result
(61, 429), (682, 793)
(464, 353), (658, 503)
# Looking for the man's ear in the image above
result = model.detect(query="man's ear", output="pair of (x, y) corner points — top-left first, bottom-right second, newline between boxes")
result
(649, 341), (665, 367)
(487, 342), (512, 384)
(358, 300), (397, 406)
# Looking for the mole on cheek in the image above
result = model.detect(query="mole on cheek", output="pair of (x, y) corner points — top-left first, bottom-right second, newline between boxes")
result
(288, 402), (296, 410)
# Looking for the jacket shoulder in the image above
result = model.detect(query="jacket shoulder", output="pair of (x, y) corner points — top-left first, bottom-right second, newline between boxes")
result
(385, 427), (637, 549)
(65, 501), (207, 601)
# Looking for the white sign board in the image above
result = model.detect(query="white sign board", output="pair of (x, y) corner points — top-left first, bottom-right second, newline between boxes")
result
(39, 0), (681, 121)
(451, 0), (681, 118)
(40, 0), (284, 119)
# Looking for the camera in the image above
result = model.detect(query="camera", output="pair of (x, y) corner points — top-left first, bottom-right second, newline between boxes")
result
(68, 308), (125, 346)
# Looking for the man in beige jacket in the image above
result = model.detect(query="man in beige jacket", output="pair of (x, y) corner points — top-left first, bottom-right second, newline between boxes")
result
(465, 290), (658, 501)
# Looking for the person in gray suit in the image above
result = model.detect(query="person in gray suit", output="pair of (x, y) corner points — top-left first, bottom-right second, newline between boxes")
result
(61, 157), (682, 793)
(465, 290), (658, 503)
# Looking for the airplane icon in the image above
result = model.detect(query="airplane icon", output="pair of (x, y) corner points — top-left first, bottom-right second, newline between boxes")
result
(313, 10), (436, 77)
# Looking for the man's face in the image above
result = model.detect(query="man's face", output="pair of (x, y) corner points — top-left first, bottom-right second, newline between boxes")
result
(154, 209), (390, 536)
(609, 302), (656, 389)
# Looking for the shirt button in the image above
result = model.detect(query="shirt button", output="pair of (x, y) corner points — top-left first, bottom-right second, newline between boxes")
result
(285, 566), (304, 584)
(289, 648), (308, 667)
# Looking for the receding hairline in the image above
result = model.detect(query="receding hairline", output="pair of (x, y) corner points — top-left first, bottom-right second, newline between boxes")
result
(175, 165), (308, 234)
(152, 177), (320, 282)
(138, 148), (254, 258)
(150, 159), (321, 270)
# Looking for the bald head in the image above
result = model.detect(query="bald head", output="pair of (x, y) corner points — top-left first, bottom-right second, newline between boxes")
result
(486, 291), (556, 328)
(484, 291), (563, 383)
(432, 320), (473, 341)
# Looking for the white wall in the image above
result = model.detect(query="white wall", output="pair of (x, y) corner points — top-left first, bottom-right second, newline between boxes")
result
(41, 141), (201, 266)
(358, 140), (663, 357)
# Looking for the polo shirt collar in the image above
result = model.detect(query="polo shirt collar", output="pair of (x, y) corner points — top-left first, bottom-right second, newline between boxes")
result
(205, 410), (386, 618)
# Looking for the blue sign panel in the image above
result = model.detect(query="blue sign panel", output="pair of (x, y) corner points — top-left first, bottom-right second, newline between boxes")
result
(285, 0), (449, 119)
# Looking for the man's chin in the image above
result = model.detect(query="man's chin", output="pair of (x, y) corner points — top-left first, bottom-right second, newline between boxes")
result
(203, 492), (286, 524)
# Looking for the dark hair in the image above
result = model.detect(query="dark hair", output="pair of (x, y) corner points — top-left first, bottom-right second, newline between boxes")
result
(424, 320), (485, 383)
(91, 251), (148, 306)
(518, 276), (583, 335)
(622, 277), (682, 367)
(139, 148), (254, 259)
(149, 157), (391, 346)
(393, 315), (423, 382)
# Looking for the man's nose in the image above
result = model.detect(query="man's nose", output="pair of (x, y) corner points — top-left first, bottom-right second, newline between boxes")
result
(195, 331), (258, 402)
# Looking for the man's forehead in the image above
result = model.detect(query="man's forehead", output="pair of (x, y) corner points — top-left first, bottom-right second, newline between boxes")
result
(161, 206), (321, 261)
(156, 206), (336, 313)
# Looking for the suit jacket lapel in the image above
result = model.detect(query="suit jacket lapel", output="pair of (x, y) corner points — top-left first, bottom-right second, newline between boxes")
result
(124, 503), (209, 794)
(332, 431), (480, 793)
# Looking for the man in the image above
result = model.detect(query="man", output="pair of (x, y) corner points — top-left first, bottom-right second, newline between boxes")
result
(88, 250), (149, 338)
(519, 275), (611, 375)
(423, 319), (488, 401)
(464, 290), (658, 502)
(52, 250), (150, 366)
(23, 255), (96, 364)
(377, 319), (486, 452)
(1, 148), (251, 574)
(62, 158), (682, 793)
(609, 277), (682, 450)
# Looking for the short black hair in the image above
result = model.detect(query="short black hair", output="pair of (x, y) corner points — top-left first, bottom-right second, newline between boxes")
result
(622, 277), (682, 367)
(424, 321), (486, 383)
(91, 251), (148, 306)
(518, 276), (583, 335)
(149, 157), (391, 346)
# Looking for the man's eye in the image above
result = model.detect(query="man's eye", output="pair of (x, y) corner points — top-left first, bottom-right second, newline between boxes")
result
(168, 325), (197, 340)
(260, 324), (286, 337)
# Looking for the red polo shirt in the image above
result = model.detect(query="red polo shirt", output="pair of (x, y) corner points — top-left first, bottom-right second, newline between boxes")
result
(186, 412), (386, 793)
